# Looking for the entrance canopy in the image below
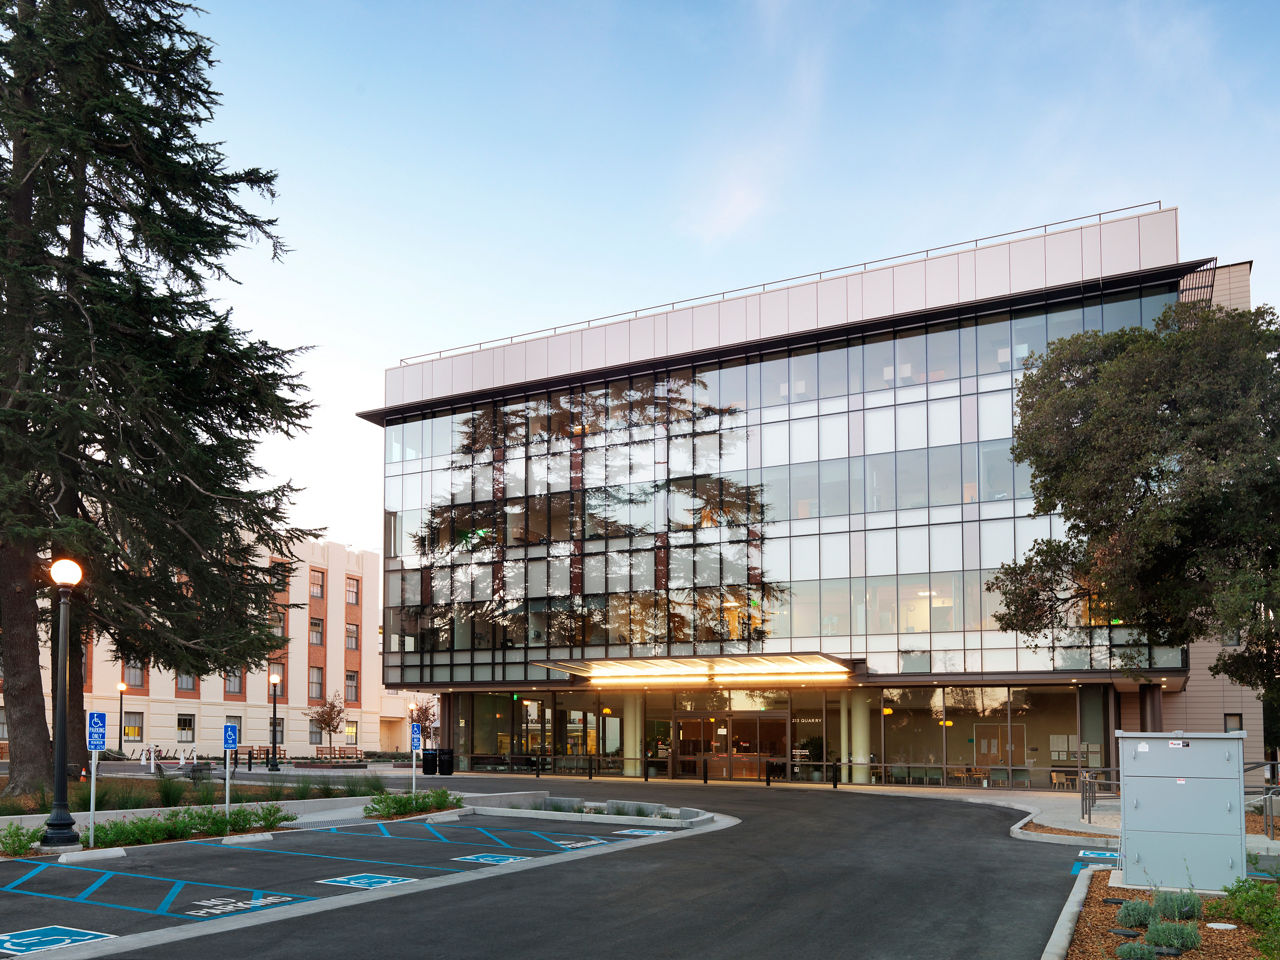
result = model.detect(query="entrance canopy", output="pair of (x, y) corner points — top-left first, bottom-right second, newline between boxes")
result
(531, 653), (856, 687)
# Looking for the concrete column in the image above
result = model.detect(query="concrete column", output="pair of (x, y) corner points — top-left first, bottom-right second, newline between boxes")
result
(839, 691), (851, 783)
(850, 692), (871, 784)
(623, 693), (643, 776)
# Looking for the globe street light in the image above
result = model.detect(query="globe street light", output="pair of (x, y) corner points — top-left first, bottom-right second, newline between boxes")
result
(116, 681), (128, 754)
(268, 671), (281, 772)
(42, 559), (82, 851)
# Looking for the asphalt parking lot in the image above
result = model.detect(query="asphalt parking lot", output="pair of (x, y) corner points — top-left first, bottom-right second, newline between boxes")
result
(0, 813), (679, 955)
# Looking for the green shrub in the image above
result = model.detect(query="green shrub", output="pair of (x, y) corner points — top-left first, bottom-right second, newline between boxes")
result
(227, 807), (253, 833)
(263, 777), (285, 802)
(1153, 889), (1202, 921)
(291, 776), (314, 800)
(101, 782), (148, 810)
(0, 822), (43, 857)
(344, 773), (387, 798)
(1145, 919), (1201, 951)
(161, 808), (196, 841)
(190, 807), (227, 836)
(253, 803), (296, 830)
(1207, 877), (1280, 958)
(1115, 944), (1157, 960)
(155, 773), (186, 807)
(0, 797), (28, 817)
(315, 777), (337, 799)
(193, 781), (218, 806)
(363, 789), (462, 818)
(1116, 900), (1155, 928)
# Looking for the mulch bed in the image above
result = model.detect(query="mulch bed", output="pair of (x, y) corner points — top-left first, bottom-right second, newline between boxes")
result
(1021, 821), (1116, 839)
(1066, 869), (1262, 960)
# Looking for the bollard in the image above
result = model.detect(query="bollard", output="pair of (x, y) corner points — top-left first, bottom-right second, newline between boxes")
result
(588, 756), (593, 780)
(247, 751), (253, 772)
(765, 761), (771, 787)
(644, 758), (649, 782)
(535, 756), (540, 778)
(832, 762), (838, 789)
(702, 757), (708, 784)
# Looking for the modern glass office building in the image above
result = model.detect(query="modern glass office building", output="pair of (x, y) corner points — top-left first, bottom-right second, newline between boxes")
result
(361, 204), (1262, 787)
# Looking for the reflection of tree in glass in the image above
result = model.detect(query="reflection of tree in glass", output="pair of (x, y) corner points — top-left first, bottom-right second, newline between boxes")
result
(405, 372), (787, 654)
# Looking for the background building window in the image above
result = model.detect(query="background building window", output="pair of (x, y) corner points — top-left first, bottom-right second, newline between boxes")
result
(177, 714), (195, 742)
(310, 569), (325, 598)
(0, 706), (7, 739)
(345, 720), (358, 745)
(309, 618), (324, 645)
(309, 720), (323, 745)
(124, 661), (144, 687)
(345, 623), (359, 649)
(345, 576), (359, 605)
(1225, 713), (1244, 732)
(176, 673), (195, 691)
(309, 666), (323, 699)
(225, 671), (242, 695)
(270, 717), (284, 745)
(225, 715), (241, 738)
(345, 671), (358, 701)
(123, 711), (143, 742)
(271, 610), (286, 637)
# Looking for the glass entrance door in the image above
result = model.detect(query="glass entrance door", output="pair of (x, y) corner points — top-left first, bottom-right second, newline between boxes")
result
(676, 719), (729, 778)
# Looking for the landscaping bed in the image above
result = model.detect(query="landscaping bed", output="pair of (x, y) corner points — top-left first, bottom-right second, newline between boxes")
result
(1066, 869), (1273, 959)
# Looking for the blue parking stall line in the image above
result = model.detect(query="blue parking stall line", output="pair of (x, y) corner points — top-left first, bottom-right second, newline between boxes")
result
(9, 859), (304, 899)
(156, 881), (187, 914)
(376, 822), (391, 838)
(3, 863), (50, 891)
(473, 828), (512, 848)
(419, 823), (449, 843)
(451, 824), (624, 846)
(188, 840), (465, 874)
(73, 874), (114, 901)
(326, 827), (561, 856)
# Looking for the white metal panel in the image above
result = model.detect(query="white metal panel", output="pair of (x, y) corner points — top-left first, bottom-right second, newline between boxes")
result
(892, 259), (926, 314)
(1045, 228), (1083, 287)
(975, 244), (1010, 300)
(1009, 237), (1046, 292)
(863, 267), (893, 319)
(720, 297), (748, 344)
(788, 282), (818, 332)
(1101, 216), (1141, 276)
(1139, 209), (1179, 268)
(816, 277), (847, 328)
(925, 253), (959, 308)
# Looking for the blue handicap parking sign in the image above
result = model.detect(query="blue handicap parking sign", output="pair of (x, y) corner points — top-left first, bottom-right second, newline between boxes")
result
(452, 854), (529, 866)
(86, 712), (107, 751)
(223, 724), (238, 751)
(410, 722), (421, 751)
(316, 874), (413, 889)
(0, 926), (115, 954)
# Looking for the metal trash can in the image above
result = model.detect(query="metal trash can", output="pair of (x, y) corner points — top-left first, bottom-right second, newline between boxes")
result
(438, 748), (454, 776)
(422, 749), (438, 776)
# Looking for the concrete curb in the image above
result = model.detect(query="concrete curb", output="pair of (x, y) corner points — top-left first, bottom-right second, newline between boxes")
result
(59, 847), (126, 864)
(1041, 863), (1099, 960)
(467, 804), (709, 829)
(1010, 811), (1120, 849)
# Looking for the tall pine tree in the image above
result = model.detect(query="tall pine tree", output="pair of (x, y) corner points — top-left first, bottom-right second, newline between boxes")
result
(1, 0), (315, 793)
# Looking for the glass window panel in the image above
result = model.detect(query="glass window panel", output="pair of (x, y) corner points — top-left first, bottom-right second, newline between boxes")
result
(895, 332), (926, 386)
(669, 548), (694, 588)
(865, 453), (896, 513)
(961, 442), (979, 504)
(667, 436), (692, 478)
(1014, 453), (1034, 501)
(863, 334), (894, 392)
(791, 349), (817, 402)
(791, 462), (820, 520)
(694, 433), (720, 474)
(762, 536), (790, 582)
(926, 323), (960, 382)
(821, 580), (851, 636)
(790, 418), (819, 463)
(721, 541), (747, 584)
(386, 422), (404, 463)
(896, 449), (928, 510)
(975, 315), (1012, 374)
(761, 422), (789, 467)
(898, 575), (931, 633)
(761, 465), (789, 522)
(864, 407), (895, 454)
(981, 568), (1006, 630)
(789, 580), (821, 636)
(978, 439), (1014, 501)
(882, 687), (943, 765)
(720, 360), (747, 412)
(760, 353), (789, 407)
(1141, 284), (1178, 328)
(721, 428), (748, 472)
(896, 403), (927, 451)
(819, 414), (848, 460)
(695, 364), (719, 412)
(1046, 303), (1083, 344)
(695, 545), (721, 587)
(897, 527), (929, 573)
(943, 686), (1007, 768)
(929, 445), (962, 507)
(930, 524), (963, 571)
(978, 391), (1013, 441)
(866, 576), (897, 635)
(1104, 290), (1141, 333)
(584, 554), (606, 594)
(791, 536), (821, 581)
(1083, 296), (1102, 333)
(980, 520), (1016, 568)
(818, 343), (849, 398)
(1011, 310), (1047, 367)
(819, 459), (849, 517)
(819, 533), (851, 578)
(849, 457), (865, 514)
(865, 529), (896, 576)
(930, 571), (965, 632)
(928, 398), (960, 447)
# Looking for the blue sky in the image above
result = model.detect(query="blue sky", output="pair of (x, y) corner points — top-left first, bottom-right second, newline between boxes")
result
(196, 0), (1280, 551)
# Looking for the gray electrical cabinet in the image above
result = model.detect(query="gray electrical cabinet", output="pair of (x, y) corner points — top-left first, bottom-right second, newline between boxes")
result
(1117, 729), (1246, 891)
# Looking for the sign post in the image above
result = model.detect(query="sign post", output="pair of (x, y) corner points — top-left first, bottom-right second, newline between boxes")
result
(222, 724), (238, 819)
(410, 723), (421, 795)
(86, 712), (107, 848)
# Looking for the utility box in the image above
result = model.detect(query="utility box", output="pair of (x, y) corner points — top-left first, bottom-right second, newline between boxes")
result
(1117, 729), (1246, 891)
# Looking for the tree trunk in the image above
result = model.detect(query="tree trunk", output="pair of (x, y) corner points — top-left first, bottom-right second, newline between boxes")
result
(67, 621), (89, 772)
(0, 541), (53, 795)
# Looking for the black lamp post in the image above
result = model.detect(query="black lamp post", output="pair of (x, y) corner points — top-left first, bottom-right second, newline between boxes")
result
(116, 681), (127, 754)
(41, 559), (82, 850)
(268, 671), (281, 772)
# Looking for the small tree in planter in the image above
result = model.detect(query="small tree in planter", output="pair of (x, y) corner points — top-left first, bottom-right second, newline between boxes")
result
(305, 692), (346, 755)
(408, 696), (438, 748)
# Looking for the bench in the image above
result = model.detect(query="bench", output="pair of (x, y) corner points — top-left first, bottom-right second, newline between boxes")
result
(188, 761), (213, 782)
(338, 746), (363, 760)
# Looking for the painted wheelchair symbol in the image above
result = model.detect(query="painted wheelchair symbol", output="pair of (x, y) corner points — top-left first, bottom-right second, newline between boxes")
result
(0, 925), (114, 954)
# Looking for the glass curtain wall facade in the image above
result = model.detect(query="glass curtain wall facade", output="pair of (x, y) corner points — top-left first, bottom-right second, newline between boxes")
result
(379, 277), (1188, 784)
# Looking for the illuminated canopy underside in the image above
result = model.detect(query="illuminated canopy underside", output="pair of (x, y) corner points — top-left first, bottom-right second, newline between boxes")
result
(532, 653), (856, 686)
